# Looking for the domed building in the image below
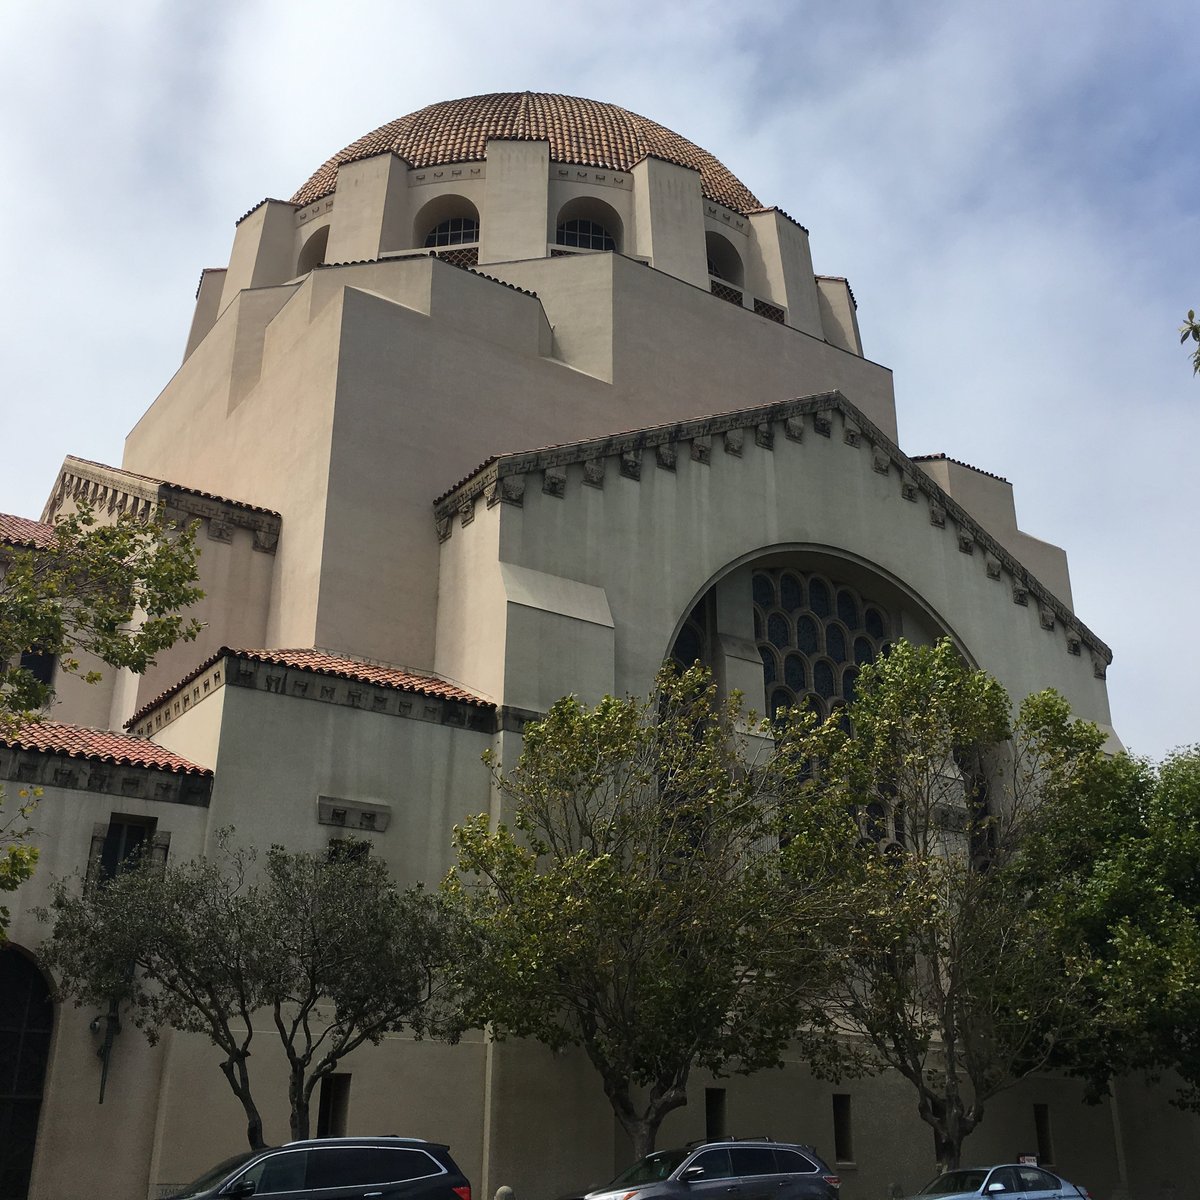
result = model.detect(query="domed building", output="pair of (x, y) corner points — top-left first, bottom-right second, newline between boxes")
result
(1, 93), (1181, 1200)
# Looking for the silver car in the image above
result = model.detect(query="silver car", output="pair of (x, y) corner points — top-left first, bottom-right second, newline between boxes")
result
(909, 1164), (1090, 1200)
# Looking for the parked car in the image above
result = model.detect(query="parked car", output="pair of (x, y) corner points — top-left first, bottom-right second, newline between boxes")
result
(162, 1136), (472, 1200)
(908, 1164), (1090, 1200)
(582, 1139), (840, 1200)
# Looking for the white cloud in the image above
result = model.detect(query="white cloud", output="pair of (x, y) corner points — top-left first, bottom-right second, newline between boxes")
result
(1, 0), (1195, 756)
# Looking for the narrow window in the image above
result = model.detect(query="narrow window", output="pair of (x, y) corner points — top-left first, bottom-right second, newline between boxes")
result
(1033, 1102), (1054, 1164)
(19, 647), (55, 687)
(317, 1073), (351, 1137)
(832, 1093), (853, 1162)
(705, 1087), (727, 1141)
(90, 815), (156, 884)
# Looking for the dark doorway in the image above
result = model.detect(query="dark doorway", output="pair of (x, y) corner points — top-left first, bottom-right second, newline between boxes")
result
(0, 947), (54, 1200)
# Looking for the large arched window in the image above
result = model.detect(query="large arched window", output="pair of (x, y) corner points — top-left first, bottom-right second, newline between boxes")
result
(554, 197), (622, 254)
(752, 567), (891, 724)
(0, 948), (53, 1200)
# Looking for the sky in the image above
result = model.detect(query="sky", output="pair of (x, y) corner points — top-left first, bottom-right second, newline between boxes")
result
(0, 1), (1195, 759)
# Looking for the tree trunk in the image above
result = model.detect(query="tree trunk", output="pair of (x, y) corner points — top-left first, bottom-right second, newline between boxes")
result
(219, 1055), (266, 1149)
(289, 1068), (311, 1141)
(603, 1075), (689, 1162)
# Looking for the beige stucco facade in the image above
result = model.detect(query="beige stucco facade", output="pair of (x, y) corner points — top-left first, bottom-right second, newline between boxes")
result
(1, 92), (1189, 1200)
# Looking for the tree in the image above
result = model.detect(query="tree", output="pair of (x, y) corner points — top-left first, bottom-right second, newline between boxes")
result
(1181, 310), (1200, 376)
(0, 501), (203, 934)
(39, 837), (457, 1147)
(1023, 746), (1200, 1108)
(0, 786), (38, 935)
(794, 639), (1111, 1170)
(444, 664), (859, 1160)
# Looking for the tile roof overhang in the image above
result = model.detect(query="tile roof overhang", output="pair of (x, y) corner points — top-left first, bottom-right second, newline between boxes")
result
(1, 721), (211, 775)
(126, 647), (494, 730)
(0, 513), (56, 550)
(432, 389), (1113, 672)
(292, 92), (763, 215)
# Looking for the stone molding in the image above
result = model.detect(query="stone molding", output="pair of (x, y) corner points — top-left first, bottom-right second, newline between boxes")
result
(43, 457), (282, 555)
(0, 746), (211, 806)
(432, 389), (1113, 669)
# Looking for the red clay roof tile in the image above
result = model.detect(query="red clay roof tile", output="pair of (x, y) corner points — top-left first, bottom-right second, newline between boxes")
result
(2, 721), (211, 775)
(126, 647), (493, 728)
(292, 92), (762, 215)
(0, 513), (56, 549)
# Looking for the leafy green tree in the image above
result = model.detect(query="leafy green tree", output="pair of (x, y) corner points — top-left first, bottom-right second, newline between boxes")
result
(794, 639), (1110, 1170)
(40, 837), (457, 1147)
(1, 502), (204, 730)
(1024, 746), (1200, 1108)
(0, 786), (39, 935)
(1181, 310), (1200, 376)
(1, 502), (203, 934)
(445, 664), (860, 1159)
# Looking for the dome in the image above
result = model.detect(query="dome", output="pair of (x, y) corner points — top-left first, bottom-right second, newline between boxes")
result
(291, 92), (762, 214)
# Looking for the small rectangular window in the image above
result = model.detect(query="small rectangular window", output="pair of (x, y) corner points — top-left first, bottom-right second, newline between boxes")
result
(19, 648), (55, 687)
(317, 1073), (351, 1137)
(89, 815), (157, 885)
(1033, 1103), (1054, 1164)
(704, 1087), (726, 1141)
(832, 1093), (854, 1163)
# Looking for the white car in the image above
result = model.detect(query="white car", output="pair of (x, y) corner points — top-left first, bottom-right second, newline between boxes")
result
(908, 1164), (1090, 1200)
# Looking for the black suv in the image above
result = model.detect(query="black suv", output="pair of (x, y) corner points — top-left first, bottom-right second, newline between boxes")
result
(585, 1140), (840, 1200)
(163, 1137), (472, 1200)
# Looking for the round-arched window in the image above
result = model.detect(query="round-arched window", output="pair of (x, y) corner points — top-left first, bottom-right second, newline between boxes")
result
(752, 567), (891, 722)
(556, 218), (616, 252)
(424, 216), (480, 247)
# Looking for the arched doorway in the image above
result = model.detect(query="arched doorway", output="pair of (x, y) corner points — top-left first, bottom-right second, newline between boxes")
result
(0, 947), (53, 1200)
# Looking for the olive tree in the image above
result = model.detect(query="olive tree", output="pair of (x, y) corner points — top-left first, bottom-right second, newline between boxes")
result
(791, 639), (1111, 1170)
(445, 664), (860, 1159)
(40, 837), (457, 1147)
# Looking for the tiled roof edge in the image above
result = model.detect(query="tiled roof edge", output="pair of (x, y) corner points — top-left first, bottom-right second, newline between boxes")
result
(814, 274), (858, 311)
(747, 205), (811, 235)
(0, 721), (212, 776)
(235, 197), (298, 227)
(911, 453), (1010, 484)
(126, 647), (494, 729)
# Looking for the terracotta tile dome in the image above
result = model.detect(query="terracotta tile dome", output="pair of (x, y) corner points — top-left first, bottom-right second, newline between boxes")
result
(291, 91), (762, 214)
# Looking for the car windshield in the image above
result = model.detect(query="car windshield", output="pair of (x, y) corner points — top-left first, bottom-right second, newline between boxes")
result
(609, 1150), (691, 1187)
(161, 1151), (263, 1198)
(918, 1170), (988, 1195)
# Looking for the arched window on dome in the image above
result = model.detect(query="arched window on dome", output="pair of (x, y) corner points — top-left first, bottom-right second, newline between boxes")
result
(554, 197), (622, 255)
(296, 224), (329, 276)
(705, 231), (744, 286)
(413, 195), (481, 265)
(425, 216), (480, 247)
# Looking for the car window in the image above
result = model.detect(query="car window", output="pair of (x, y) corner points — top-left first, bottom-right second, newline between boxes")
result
(984, 1168), (1021, 1193)
(688, 1150), (734, 1180)
(1016, 1167), (1057, 1193)
(773, 1150), (818, 1175)
(307, 1147), (379, 1189)
(920, 1169), (988, 1194)
(369, 1149), (442, 1183)
(242, 1151), (308, 1194)
(611, 1150), (690, 1187)
(729, 1148), (779, 1177)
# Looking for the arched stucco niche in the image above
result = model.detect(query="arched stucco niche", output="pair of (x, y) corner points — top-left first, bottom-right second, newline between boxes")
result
(554, 195), (623, 253)
(665, 544), (969, 720)
(705, 230), (744, 285)
(295, 223), (329, 276)
(413, 194), (481, 247)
